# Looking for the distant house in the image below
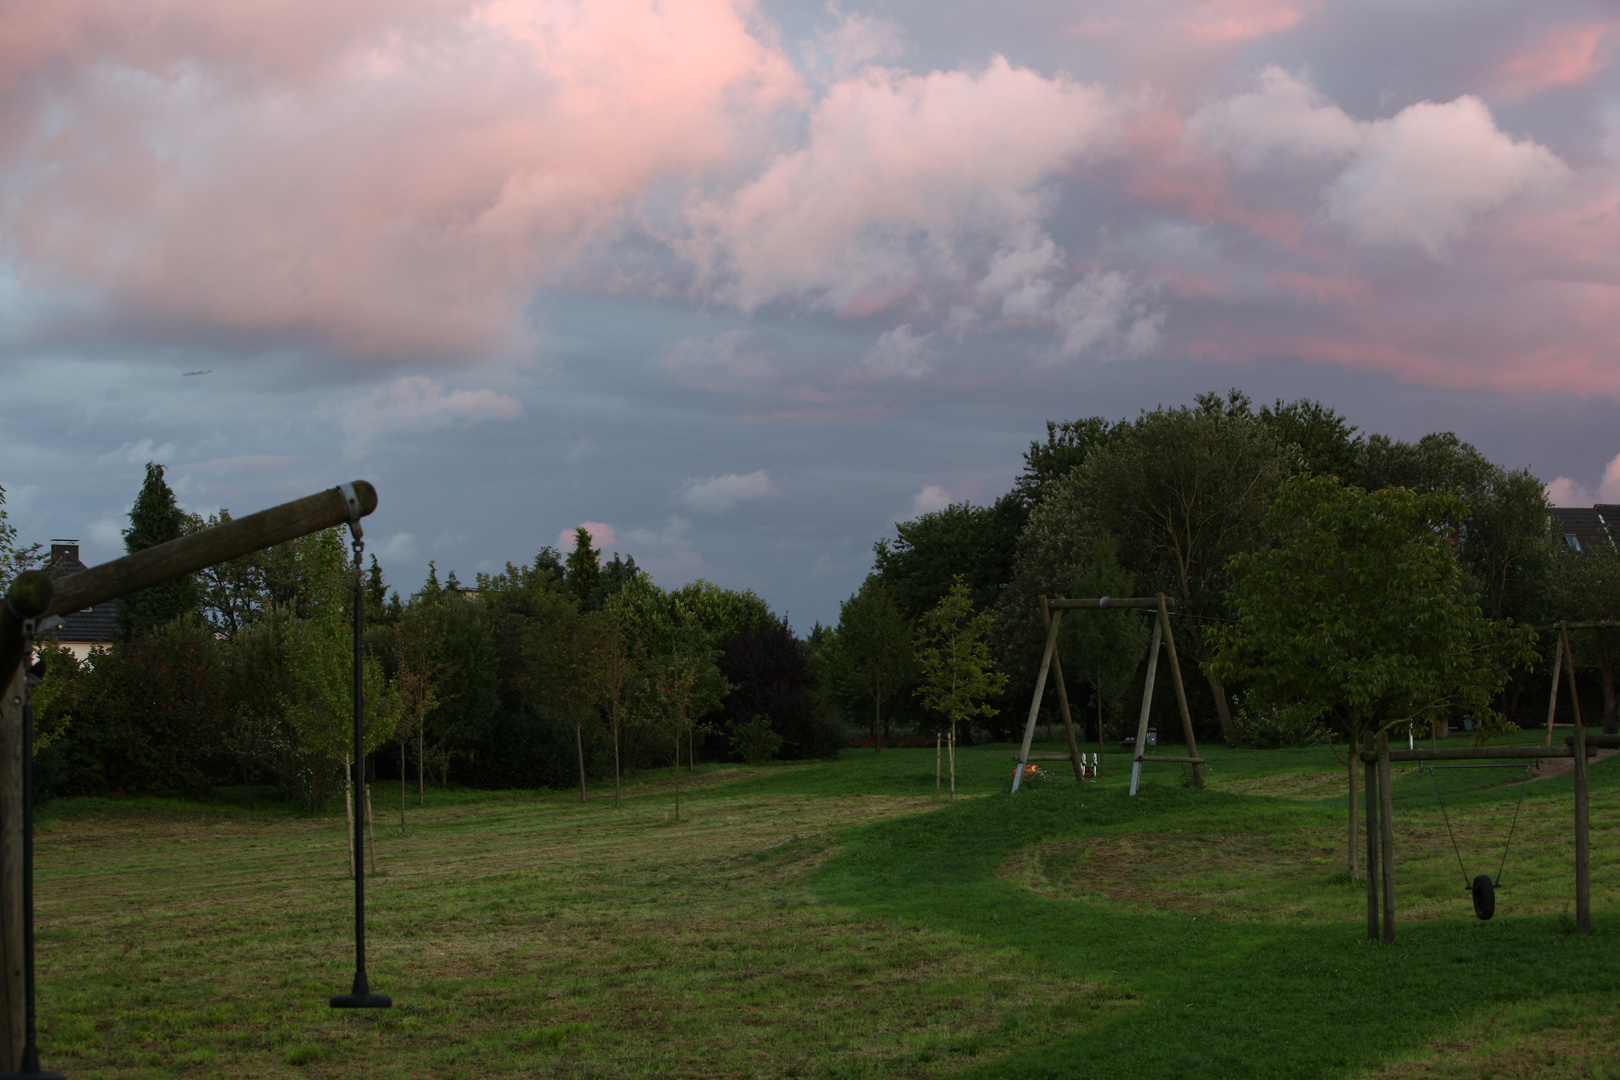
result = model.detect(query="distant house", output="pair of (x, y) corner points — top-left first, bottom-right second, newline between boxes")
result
(1548, 506), (1620, 555)
(41, 541), (119, 662)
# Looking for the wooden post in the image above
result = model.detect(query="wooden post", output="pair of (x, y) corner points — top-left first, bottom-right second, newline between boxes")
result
(344, 761), (356, 879)
(1129, 614), (1164, 796)
(1377, 731), (1396, 943)
(1545, 630), (1564, 746)
(1157, 595), (1201, 786)
(1042, 598), (1085, 781)
(0, 665), (25, 1067)
(1364, 734), (1379, 942)
(949, 728), (956, 800)
(1013, 605), (1063, 793)
(365, 784), (378, 876)
(1563, 618), (1588, 933)
(1574, 719), (1591, 936)
(935, 733), (941, 799)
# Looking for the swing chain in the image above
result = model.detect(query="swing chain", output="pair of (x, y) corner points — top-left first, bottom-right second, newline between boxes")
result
(1426, 761), (1534, 891)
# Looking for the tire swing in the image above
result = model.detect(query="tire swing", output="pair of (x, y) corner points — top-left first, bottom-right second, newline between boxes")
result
(1427, 763), (1532, 921)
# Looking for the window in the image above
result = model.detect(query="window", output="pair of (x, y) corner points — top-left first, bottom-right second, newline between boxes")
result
(1566, 534), (1582, 552)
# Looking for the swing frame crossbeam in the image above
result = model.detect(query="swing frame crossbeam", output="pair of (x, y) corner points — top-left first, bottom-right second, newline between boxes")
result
(1012, 594), (1202, 795)
(0, 481), (381, 1072)
(1357, 728), (1613, 942)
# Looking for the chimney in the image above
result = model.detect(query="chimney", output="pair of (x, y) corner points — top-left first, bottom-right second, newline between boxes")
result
(48, 540), (81, 575)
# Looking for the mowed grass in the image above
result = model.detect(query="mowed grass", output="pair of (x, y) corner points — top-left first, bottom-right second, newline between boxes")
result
(27, 734), (1620, 1078)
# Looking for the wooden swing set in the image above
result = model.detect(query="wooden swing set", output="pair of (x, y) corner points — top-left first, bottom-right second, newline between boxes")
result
(0, 481), (383, 1073)
(1011, 594), (1204, 795)
(1360, 620), (1619, 941)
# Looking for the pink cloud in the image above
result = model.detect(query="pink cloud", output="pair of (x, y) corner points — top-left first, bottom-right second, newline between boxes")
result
(1493, 22), (1620, 99)
(685, 56), (1119, 315)
(2, 0), (801, 358)
(1546, 453), (1620, 507)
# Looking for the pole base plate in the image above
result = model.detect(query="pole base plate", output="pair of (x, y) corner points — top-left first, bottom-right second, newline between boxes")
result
(330, 993), (392, 1009)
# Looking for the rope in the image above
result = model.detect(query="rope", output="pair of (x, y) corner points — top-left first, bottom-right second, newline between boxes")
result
(1426, 762), (1534, 890)
(1427, 765), (1473, 888)
(1494, 765), (1533, 887)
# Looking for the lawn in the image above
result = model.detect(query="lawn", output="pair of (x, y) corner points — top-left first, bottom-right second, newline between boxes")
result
(29, 732), (1620, 1078)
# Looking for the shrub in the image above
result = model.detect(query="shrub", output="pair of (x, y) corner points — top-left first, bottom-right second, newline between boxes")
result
(731, 714), (783, 765)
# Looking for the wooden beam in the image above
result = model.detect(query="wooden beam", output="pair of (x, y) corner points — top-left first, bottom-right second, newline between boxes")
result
(1377, 731), (1395, 943)
(1041, 598), (1084, 782)
(1048, 597), (1175, 610)
(1012, 603), (1063, 793)
(1359, 745), (1583, 763)
(1128, 613), (1163, 796)
(1545, 631), (1564, 747)
(1158, 594), (1201, 786)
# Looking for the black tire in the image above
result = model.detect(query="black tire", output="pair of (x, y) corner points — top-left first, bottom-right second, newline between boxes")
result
(1471, 874), (1496, 920)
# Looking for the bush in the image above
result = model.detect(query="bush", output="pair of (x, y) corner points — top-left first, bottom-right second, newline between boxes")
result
(730, 714), (783, 765)
(1231, 696), (1326, 750)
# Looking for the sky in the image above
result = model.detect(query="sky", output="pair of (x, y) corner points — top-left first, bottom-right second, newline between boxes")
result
(3, 0), (1620, 629)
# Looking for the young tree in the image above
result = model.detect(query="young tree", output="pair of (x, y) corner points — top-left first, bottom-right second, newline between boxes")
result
(824, 581), (914, 750)
(644, 652), (701, 820)
(119, 463), (199, 637)
(914, 578), (1007, 797)
(1210, 476), (1538, 879)
(393, 620), (442, 818)
(528, 600), (602, 801)
(590, 613), (638, 808)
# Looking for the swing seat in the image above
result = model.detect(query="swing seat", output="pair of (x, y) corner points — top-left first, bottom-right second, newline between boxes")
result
(1470, 874), (1496, 920)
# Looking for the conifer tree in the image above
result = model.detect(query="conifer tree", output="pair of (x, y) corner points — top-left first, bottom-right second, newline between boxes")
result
(118, 463), (198, 637)
(565, 526), (601, 609)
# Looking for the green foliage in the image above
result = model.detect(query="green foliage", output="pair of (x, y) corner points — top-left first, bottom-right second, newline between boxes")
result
(871, 492), (1028, 621)
(1057, 539), (1151, 743)
(821, 580), (914, 748)
(1211, 476), (1538, 742)
(914, 578), (1007, 738)
(118, 463), (199, 636)
(565, 527), (601, 609)
(1012, 416), (1123, 508)
(730, 714), (782, 765)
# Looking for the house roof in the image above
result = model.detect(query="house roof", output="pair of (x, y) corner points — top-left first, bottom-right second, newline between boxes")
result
(42, 542), (119, 645)
(1549, 507), (1619, 555)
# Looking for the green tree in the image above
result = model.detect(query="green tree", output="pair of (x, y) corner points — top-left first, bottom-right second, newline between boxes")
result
(0, 484), (44, 593)
(824, 581), (914, 750)
(914, 578), (1007, 796)
(565, 527), (601, 609)
(283, 529), (398, 810)
(1058, 539), (1151, 751)
(1210, 476), (1538, 878)
(119, 463), (199, 636)
(871, 492), (1029, 620)
(1549, 539), (1620, 734)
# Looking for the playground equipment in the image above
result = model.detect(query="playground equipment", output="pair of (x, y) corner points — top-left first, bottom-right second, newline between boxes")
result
(0, 481), (382, 1071)
(1012, 595), (1203, 795)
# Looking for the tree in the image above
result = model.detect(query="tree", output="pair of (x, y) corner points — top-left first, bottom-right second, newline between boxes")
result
(1210, 476), (1538, 878)
(914, 578), (1007, 796)
(1012, 417), (1124, 508)
(718, 615), (830, 760)
(0, 484), (44, 594)
(393, 619), (442, 815)
(1549, 539), (1620, 735)
(283, 529), (398, 810)
(824, 581), (914, 750)
(565, 527), (601, 609)
(1058, 538), (1151, 753)
(643, 648), (707, 820)
(119, 463), (198, 637)
(590, 613), (638, 808)
(871, 492), (1029, 621)
(528, 599), (603, 801)
(1001, 392), (1299, 744)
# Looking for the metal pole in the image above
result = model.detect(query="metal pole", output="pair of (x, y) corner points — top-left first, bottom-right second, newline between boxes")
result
(330, 516), (389, 1009)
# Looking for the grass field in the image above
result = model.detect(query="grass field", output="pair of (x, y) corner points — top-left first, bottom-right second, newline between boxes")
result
(29, 732), (1620, 1078)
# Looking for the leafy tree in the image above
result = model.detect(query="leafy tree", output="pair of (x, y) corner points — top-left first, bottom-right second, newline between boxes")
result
(914, 578), (1007, 796)
(1012, 417), (1123, 508)
(718, 615), (831, 760)
(0, 484), (44, 593)
(1210, 476), (1538, 878)
(283, 529), (399, 810)
(1057, 538), (1151, 751)
(872, 492), (1029, 621)
(119, 463), (199, 636)
(590, 613), (638, 808)
(1549, 540), (1620, 734)
(730, 715), (782, 765)
(527, 598), (604, 801)
(641, 644), (718, 819)
(1002, 393), (1299, 744)
(1256, 397), (1364, 480)
(823, 581), (914, 750)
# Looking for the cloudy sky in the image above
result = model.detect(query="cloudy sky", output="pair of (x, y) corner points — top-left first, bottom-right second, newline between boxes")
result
(3, 0), (1619, 627)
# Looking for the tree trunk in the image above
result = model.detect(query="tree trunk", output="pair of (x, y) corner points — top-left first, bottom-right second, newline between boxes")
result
(948, 726), (956, 800)
(417, 724), (424, 807)
(612, 717), (621, 810)
(575, 721), (587, 802)
(1596, 634), (1617, 735)
(1345, 730), (1360, 882)
(673, 731), (681, 821)
(935, 733), (941, 799)
(1206, 670), (1238, 744)
(688, 727), (695, 773)
(399, 738), (406, 833)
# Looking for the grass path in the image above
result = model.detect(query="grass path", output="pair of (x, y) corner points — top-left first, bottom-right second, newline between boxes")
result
(26, 737), (1620, 1078)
